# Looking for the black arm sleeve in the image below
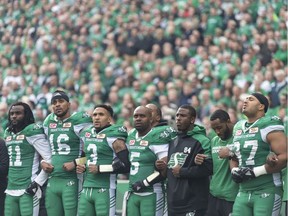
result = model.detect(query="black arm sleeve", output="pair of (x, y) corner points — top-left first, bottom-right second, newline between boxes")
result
(0, 139), (9, 178)
(113, 148), (130, 174)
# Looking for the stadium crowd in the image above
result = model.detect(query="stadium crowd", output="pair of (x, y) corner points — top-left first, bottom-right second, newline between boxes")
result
(0, 0), (287, 215)
(0, 0), (287, 136)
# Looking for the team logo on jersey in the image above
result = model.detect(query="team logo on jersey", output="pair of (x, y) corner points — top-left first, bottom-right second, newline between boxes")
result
(271, 116), (280, 121)
(159, 131), (169, 138)
(82, 112), (90, 118)
(140, 140), (148, 146)
(249, 127), (258, 133)
(235, 130), (242, 136)
(6, 136), (12, 141)
(85, 132), (91, 138)
(33, 123), (42, 129)
(129, 140), (135, 145)
(168, 152), (188, 168)
(49, 123), (57, 128)
(118, 126), (127, 133)
(97, 134), (106, 139)
(63, 122), (72, 128)
(16, 135), (25, 140)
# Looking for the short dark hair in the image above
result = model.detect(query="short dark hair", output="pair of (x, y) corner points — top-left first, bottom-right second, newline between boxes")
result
(251, 92), (269, 113)
(51, 90), (69, 104)
(179, 104), (196, 118)
(210, 109), (230, 122)
(155, 105), (162, 119)
(8, 102), (35, 132)
(94, 104), (114, 117)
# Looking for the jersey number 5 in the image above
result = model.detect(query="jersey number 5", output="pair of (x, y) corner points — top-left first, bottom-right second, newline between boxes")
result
(130, 152), (140, 175)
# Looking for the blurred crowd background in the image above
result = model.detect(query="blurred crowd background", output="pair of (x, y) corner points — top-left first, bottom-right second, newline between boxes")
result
(0, 0), (287, 138)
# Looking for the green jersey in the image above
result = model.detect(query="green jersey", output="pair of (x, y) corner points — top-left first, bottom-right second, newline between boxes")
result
(80, 124), (128, 189)
(43, 112), (92, 178)
(210, 135), (238, 201)
(127, 126), (176, 193)
(232, 115), (284, 191)
(4, 123), (51, 191)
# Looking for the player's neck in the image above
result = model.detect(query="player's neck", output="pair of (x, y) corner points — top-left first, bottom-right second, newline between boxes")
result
(137, 127), (152, 137)
(57, 113), (71, 121)
(247, 113), (265, 123)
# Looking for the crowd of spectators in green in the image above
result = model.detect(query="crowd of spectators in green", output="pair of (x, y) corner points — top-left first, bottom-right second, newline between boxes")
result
(0, 0), (287, 138)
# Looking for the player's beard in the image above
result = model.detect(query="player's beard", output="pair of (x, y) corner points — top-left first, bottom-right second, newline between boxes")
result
(55, 108), (69, 118)
(222, 125), (232, 140)
(12, 118), (26, 132)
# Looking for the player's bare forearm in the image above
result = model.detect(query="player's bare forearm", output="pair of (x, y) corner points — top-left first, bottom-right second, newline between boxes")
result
(112, 139), (127, 153)
(230, 159), (239, 170)
(267, 131), (287, 173)
(265, 152), (287, 173)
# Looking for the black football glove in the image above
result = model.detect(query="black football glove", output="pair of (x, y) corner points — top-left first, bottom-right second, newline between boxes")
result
(132, 181), (146, 192)
(231, 167), (243, 183)
(112, 157), (125, 172)
(25, 181), (40, 196)
(238, 167), (256, 181)
(231, 167), (256, 183)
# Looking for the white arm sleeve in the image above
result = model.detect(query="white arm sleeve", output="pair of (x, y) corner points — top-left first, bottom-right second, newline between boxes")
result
(27, 134), (52, 163)
(27, 134), (52, 186)
(149, 144), (169, 159)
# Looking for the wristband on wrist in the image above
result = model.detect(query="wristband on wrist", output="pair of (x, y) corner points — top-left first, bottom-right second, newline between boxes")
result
(231, 167), (239, 173)
(228, 151), (235, 160)
(143, 171), (161, 186)
(143, 179), (150, 187)
(253, 165), (267, 177)
(98, 165), (114, 173)
(74, 157), (87, 165)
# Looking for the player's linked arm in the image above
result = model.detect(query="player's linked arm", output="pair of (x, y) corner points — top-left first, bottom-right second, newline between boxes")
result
(91, 138), (130, 174)
(132, 156), (167, 192)
(180, 144), (213, 178)
(230, 130), (287, 183)
(265, 130), (287, 173)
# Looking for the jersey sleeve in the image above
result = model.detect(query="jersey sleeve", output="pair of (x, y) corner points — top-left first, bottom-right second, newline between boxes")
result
(26, 124), (52, 163)
(150, 144), (169, 159)
(104, 125), (128, 149)
(260, 116), (285, 143)
(72, 112), (93, 136)
(26, 124), (52, 186)
(149, 128), (171, 159)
